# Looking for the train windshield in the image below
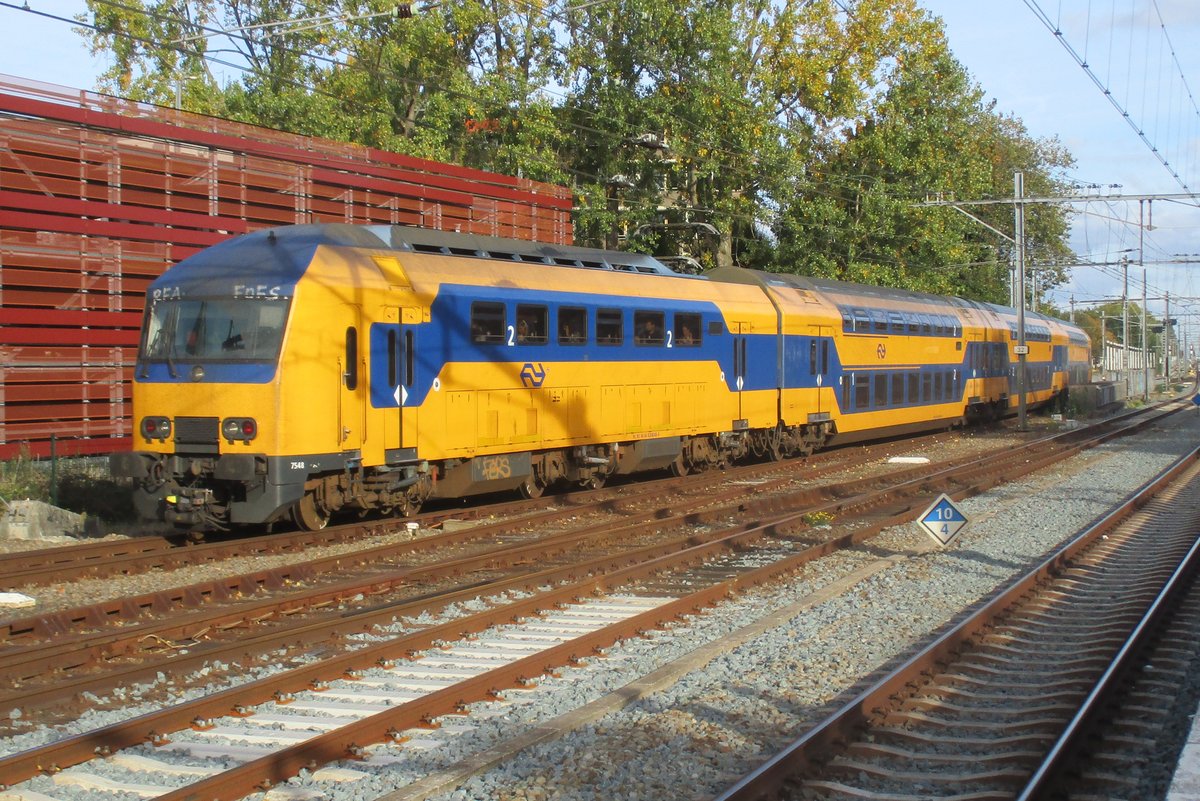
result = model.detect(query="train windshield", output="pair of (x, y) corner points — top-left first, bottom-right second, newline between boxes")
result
(141, 297), (291, 363)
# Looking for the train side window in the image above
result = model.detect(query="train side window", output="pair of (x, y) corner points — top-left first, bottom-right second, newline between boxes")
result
(919, 314), (932, 335)
(905, 312), (919, 333)
(874, 374), (889, 407)
(674, 312), (701, 347)
(921, 372), (932, 401)
(852, 309), (870, 332)
(906, 373), (918, 404)
(809, 341), (818, 375)
(597, 308), (623, 345)
(871, 309), (887, 333)
(387, 330), (398, 387)
(344, 327), (358, 390)
(516, 304), (547, 344)
(840, 307), (853, 332)
(888, 312), (905, 333)
(891, 373), (905, 405)
(934, 372), (944, 399)
(841, 376), (851, 411)
(404, 330), (414, 386)
(471, 302), (505, 343)
(854, 375), (871, 409)
(559, 307), (587, 345)
(634, 310), (666, 345)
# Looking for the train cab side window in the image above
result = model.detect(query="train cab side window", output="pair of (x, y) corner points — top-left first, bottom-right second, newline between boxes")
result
(344, 327), (358, 390)
(559, 307), (587, 344)
(674, 312), (701, 347)
(516, 304), (548, 344)
(597, 308), (623, 345)
(471, 302), (505, 343)
(635, 311), (666, 345)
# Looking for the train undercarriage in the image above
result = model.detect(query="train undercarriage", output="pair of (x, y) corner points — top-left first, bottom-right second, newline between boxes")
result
(115, 420), (837, 533)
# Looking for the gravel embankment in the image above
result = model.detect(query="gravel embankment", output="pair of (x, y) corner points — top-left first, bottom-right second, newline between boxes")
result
(5, 412), (1199, 801)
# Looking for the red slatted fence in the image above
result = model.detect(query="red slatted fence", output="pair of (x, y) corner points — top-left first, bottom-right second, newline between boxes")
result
(0, 75), (574, 459)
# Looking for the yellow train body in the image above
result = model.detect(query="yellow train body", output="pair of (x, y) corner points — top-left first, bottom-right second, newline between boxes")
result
(112, 225), (1091, 530)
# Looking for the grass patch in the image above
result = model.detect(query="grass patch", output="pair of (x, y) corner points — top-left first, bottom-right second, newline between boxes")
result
(0, 447), (135, 523)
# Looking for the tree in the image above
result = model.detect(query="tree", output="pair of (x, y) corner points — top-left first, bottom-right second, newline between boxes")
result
(772, 13), (1075, 301)
(77, 0), (1081, 306)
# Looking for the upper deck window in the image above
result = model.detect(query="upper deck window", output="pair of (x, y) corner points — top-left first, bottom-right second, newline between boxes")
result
(471, 302), (506, 343)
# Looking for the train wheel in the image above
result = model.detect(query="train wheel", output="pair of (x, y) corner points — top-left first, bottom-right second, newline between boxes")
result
(294, 493), (330, 531)
(669, 455), (689, 477)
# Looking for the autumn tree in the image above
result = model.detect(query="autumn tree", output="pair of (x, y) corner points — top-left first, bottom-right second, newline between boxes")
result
(77, 0), (1080, 302)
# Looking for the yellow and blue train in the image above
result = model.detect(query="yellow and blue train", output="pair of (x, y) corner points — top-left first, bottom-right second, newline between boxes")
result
(110, 224), (1091, 531)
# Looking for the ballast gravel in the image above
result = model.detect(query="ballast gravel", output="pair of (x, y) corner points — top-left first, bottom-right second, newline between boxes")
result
(5, 411), (1200, 801)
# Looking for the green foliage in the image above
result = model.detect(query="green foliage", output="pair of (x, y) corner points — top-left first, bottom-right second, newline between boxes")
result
(0, 448), (48, 502)
(0, 450), (134, 523)
(78, 0), (1080, 305)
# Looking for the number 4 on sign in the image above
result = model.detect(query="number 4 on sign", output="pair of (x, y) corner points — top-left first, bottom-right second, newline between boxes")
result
(917, 493), (968, 547)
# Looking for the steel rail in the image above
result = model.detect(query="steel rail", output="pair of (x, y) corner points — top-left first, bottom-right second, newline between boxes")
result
(0, 402), (1179, 725)
(714, 442), (1200, 801)
(0, 425), (1024, 589)
(0, 406), (1183, 791)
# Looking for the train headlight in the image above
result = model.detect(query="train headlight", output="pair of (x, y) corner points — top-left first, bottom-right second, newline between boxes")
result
(141, 416), (171, 441)
(222, 417), (258, 443)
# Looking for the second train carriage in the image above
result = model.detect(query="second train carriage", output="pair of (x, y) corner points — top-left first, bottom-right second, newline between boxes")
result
(111, 224), (1091, 531)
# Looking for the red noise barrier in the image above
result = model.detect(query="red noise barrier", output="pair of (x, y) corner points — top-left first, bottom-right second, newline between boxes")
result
(0, 75), (573, 459)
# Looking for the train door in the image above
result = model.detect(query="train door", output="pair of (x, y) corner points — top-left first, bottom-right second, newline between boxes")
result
(813, 325), (832, 415)
(338, 306), (365, 453)
(384, 307), (419, 452)
(731, 322), (750, 422)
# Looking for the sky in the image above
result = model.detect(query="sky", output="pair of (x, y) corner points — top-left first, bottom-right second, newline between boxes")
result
(2, 1), (1199, 341)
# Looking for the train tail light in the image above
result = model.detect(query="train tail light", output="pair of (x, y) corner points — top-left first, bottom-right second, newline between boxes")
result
(141, 416), (172, 441)
(222, 417), (258, 443)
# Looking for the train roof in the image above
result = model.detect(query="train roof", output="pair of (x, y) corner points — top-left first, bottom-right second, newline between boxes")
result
(350, 224), (699, 278)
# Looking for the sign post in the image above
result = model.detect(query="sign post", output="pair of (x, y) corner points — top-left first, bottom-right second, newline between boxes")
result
(918, 493), (968, 547)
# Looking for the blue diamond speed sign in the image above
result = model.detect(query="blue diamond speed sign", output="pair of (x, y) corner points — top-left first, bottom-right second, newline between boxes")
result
(918, 493), (968, 546)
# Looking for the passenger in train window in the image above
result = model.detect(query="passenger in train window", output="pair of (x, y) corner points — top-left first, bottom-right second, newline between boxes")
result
(678, 325), (694, 345)
(637, 317), (661, 344)
(517, 318), (530, 343)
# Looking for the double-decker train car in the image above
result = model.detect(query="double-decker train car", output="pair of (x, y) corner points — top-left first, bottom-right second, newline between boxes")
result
(110, 224), (1091, 531)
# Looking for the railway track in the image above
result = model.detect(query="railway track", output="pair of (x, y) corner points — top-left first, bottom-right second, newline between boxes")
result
(0, 410), (1150, 729)
(0, 428), (956, 590)
(717, 418), (1200, 801)
(0, 403), (1188, 799)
